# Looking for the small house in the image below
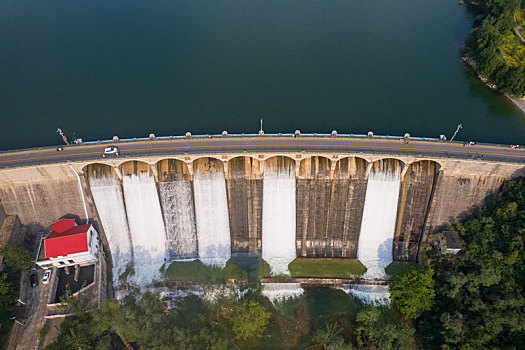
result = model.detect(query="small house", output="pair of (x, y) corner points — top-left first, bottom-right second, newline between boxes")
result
(438, 231), (463, 255)
(36, 219), (100, 269)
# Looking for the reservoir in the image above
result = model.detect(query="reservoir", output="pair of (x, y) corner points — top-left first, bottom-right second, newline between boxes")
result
(0, 0), (524, 150)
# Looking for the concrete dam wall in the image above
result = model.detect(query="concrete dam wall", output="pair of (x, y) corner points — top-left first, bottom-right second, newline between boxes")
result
(1, 153), (524, 284)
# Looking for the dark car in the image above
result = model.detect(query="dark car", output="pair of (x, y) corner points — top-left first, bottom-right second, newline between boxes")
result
(29, 273), (37, 288)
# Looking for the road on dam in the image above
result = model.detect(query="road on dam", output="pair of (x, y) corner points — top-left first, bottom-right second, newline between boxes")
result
(1, 137), (525, 168)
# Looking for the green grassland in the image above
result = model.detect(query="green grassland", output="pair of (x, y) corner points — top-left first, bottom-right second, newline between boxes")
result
(163, 257), (368, 281)
(288, 258), (366, 278)
(163, 257), (271, 282)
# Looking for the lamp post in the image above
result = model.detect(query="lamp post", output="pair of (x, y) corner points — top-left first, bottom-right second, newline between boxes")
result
(259, 119), (264, 135)
(450, 124), (462, 142)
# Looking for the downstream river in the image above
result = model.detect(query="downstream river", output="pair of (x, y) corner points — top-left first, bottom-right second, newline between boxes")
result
(1, 0), (524, 150)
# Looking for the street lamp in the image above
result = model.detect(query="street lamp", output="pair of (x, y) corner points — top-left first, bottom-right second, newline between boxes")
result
(259, 119), (264, 135)
(450, 124), (462, 142)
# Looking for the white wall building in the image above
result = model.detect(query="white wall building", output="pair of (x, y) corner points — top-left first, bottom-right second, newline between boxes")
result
(36, 219), (100, 269)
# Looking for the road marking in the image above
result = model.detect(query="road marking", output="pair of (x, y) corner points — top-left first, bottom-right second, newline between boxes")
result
(1, 142), (525, 165)
(120, 143), (525, 159)
(0, 151), (101, 163)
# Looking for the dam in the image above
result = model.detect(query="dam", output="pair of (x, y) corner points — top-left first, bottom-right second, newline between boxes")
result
(1, 135), (524, 286)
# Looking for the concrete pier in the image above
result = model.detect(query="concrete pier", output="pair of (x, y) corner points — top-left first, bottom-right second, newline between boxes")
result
(226, 157), (263, 254)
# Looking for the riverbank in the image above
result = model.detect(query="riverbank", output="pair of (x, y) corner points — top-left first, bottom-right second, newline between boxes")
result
(462, 55), (525, 116)
(508, 96), (525, 115)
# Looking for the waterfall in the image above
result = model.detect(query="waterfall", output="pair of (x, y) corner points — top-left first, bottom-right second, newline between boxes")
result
(358, 161), (400, 279)
(158, 181), (198, 260)
(122, 173), (168, 285)
(193, 167), (231, 267)
(262, 160), (296, 275)
(340, 284), (391, 305)
(261, 283), (304, 302)
(88, 176), (132, 284)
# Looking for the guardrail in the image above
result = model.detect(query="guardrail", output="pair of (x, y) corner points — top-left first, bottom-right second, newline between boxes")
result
(0, 131), (518, 155)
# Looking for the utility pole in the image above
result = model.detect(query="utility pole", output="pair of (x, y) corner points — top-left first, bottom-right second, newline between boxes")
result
(450, 124), (462, 142)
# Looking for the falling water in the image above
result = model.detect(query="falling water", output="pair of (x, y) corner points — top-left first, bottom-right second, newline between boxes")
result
(340, 284), (391, 305)
(158, 181), (198, 260)
(358, 160), (401, 279)
(262, 159), (296, 275)
(88, 175), (133, 284)
(193, 167), (231, 267)
(261, 283), (304, 302)
(122, 173), (168, 285)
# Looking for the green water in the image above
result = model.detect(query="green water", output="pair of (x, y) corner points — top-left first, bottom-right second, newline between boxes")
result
(0, 0), (524, 150)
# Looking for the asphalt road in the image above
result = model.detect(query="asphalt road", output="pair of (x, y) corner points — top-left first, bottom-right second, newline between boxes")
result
(1, 137), (525, 169)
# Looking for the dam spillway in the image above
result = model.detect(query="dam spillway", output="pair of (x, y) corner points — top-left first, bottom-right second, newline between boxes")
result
(296, 157), (368, 258)
(157, 159), (198, 260)
(77, 155), (452, 285)
(394, 160), (438, 261)
(193, 158), (231, 267)
(121, 161), (168, 284)
(226, 157), (263, 255)
(357, 159), (402, 279)
(86, 164), (133, 283)
(262, 156), (297, 274)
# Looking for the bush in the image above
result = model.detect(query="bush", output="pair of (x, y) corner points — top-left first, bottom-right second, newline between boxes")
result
(228, 300), (270, 340)
(390, 265), (435, 319)
(0, 243), (32, 271)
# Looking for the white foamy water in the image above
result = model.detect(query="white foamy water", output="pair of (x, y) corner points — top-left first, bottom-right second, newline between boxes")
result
(122, 173), (168, 285)
(341, 284), (391, 305)
(262, 165), (296, 275)
(89, 176), (133, 284)
(262, 283), (304, 302)
(158, 181), (198, 260)
(193, 169), (231, 267)
(358, 167), (400, 279)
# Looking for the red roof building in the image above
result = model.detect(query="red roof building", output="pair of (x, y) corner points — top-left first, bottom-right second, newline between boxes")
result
(37, 219), (100, 269)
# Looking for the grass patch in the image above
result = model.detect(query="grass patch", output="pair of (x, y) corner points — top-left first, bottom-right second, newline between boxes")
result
(229, 255), (272, 280)
(288, 258), (366, 278)
(384, 261), (415, 276)
(163, 260), (243, 282)
(163, 257), (272, 282)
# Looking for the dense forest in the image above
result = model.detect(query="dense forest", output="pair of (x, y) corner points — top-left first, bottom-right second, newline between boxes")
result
(468, 0), (525, 97)
(418, 178), (525, 348)
(0, 244), (32, 346)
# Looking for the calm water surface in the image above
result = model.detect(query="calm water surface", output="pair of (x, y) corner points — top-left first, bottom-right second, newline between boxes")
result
(0, 0), (524, 150)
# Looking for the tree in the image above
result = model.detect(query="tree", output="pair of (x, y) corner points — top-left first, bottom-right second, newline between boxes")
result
(312, 323), (353, 350)
(0, 243), (32, 271)
(59, 283), (91, 316)
(356, 306), (415, 350)
(390, 265), (435, 319)
(228, 300), (270, 340)
(355, 307), (380, 348)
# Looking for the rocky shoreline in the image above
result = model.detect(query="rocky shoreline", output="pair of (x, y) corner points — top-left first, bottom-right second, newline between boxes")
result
(462, 55), (525, 115)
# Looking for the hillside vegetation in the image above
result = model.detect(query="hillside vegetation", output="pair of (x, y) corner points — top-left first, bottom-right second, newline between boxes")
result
(469, 1), (525, 97)
(418, 178), (525, 348)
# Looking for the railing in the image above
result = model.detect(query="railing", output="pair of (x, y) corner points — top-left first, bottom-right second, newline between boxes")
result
(0, 131), (517, 155)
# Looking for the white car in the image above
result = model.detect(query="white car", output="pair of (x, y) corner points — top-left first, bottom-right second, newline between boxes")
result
(103, 146), (119, 157)
(42, 270), (51, 284)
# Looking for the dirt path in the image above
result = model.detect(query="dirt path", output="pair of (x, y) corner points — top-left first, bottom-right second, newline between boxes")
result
(513, 26), (525, 45)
